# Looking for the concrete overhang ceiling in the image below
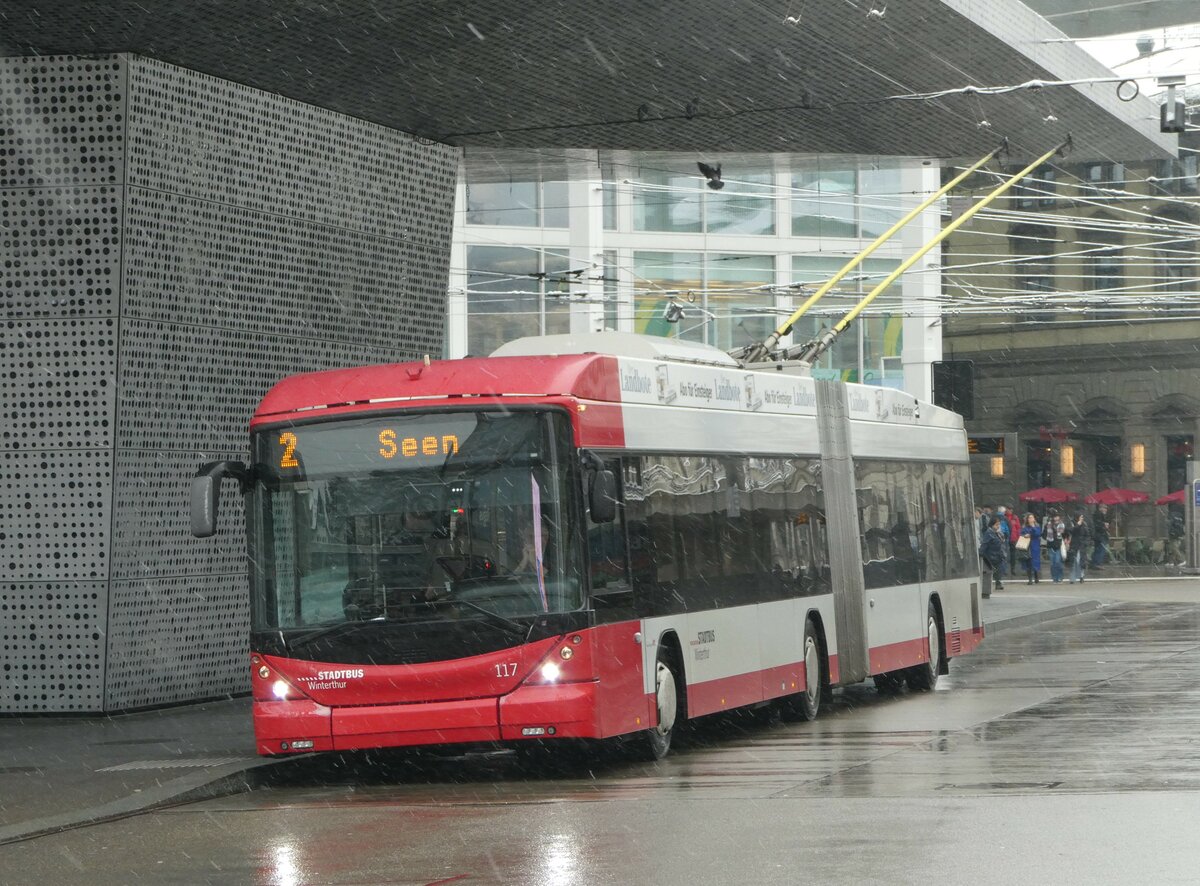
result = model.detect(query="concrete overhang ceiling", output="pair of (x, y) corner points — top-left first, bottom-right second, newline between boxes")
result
(0, 0), (1177, 162)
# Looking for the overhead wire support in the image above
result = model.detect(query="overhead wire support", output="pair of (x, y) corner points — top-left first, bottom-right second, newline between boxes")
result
(734, 139), (1009, 365)
(793, 137), (1072, 367)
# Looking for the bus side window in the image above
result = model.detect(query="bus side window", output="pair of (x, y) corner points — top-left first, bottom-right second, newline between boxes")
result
(587, 459), (634, 622)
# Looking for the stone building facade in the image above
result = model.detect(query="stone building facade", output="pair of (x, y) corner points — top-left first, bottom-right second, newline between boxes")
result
(943, 130), (1199, 549)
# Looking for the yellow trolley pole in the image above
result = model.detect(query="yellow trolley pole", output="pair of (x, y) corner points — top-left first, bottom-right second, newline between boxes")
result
(796, 139), (1070, 366)
(738, 141), (1008, 365)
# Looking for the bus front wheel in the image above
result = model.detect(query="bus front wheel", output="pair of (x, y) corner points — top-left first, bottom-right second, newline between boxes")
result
(633, 647), (681, 761)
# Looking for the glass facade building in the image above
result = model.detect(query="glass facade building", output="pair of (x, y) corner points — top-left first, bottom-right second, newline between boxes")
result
(448, 154), (941, 391)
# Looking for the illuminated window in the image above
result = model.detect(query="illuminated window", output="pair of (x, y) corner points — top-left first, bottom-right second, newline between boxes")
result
(990, 456), (1004, 478)
(1060, 444), (1075, 478)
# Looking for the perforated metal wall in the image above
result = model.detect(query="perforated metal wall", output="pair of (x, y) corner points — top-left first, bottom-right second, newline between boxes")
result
(1, 56), (126, 711)
(1, 54), (458, 712)
(0, 583), (108, 712)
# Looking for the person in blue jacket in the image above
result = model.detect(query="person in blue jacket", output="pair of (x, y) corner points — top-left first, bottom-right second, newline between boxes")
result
(1019, 512), (1042, 584)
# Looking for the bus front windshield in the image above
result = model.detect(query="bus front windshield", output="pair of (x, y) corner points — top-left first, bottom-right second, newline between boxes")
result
(249, 411), (583, 633)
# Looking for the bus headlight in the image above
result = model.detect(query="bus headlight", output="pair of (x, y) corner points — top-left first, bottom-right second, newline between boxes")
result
(540, 661), (561, 682)
(272, 680), (292, 700)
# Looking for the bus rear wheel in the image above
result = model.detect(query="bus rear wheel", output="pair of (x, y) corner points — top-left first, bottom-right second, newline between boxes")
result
(632, 647), (681, 761)
(906, 603), (942, 691)
(785, 618), (822, 721)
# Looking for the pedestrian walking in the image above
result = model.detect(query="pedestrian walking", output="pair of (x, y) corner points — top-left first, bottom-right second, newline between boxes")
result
(995, 506), (1011, 578)
(1018, 513), (1042, 584)
(1065, 511), (1090, 583)
(1042, 508), (1066, 582)
(979, 516), (1006, 595)
(1090, 503), (1110, 569)
(1006, 505), (1021, 567)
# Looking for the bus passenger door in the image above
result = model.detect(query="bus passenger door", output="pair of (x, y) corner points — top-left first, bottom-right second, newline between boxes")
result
(586, 459), (651, 736)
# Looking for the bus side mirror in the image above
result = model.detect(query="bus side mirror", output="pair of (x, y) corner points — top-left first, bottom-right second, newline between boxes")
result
(589, 469), (617, 524)
(191, 461), (249, 538)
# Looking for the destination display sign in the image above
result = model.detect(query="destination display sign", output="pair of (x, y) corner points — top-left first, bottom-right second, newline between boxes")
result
(967, 436), (1005, 455)
(257, 413), (493, 479)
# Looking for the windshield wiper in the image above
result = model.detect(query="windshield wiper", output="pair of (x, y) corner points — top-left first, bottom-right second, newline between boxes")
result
(445, 598), (528, 641)
(286, 616), (385, 651)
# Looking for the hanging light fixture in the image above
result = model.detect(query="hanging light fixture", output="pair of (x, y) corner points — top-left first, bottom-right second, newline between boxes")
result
(1061, 444), (1075, 478)
(1130, 442), (1146, 476)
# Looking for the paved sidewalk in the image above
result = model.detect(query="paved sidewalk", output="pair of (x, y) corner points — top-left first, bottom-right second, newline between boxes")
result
(0, 587), (1160, 844)
(0, 697), (264, 844)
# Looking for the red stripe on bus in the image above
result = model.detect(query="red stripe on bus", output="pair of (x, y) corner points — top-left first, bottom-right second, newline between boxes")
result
(688, 670), (764, 717)
(869, 637), (929, 675)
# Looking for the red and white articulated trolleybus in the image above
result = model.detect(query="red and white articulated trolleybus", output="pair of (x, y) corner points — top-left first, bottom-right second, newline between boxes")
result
(191, 332), (983, 758)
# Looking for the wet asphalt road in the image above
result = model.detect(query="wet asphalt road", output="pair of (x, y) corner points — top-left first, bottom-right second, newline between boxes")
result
(5, 601), (1200, 885)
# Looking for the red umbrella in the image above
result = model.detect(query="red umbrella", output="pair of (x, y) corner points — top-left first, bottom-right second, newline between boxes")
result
(1084, 488), (1149, 505)
(1156, 489), (1186, 506)
(1019, 486), (1080, 504)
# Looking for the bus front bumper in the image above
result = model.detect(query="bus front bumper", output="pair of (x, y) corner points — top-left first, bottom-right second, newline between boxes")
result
(253, 681), (600, 755)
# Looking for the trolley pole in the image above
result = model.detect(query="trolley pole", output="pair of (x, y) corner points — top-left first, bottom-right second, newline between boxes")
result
(733, 141), (1008, 365)
(795, 138), (1071, 367)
